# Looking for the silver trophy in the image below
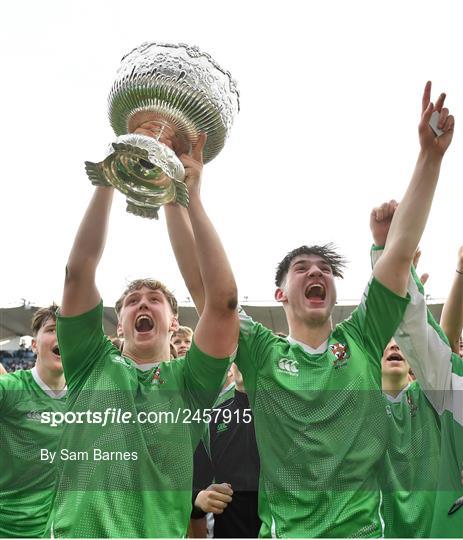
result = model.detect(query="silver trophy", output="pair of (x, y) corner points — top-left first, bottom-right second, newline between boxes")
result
(85, 42), (240, 219)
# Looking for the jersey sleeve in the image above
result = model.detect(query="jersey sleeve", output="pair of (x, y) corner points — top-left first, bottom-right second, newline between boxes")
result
(341, 273), (409, 366)
(182, 340), (234, 414)
(0, 373), (22, 414)
(371, 246), (455, 414)
(0, 379), (4, 412)
(56, 301), (109, 391)
(0, 376), (11, 413)
(395, 265), (455, 414)
(234, 307), (278, 393)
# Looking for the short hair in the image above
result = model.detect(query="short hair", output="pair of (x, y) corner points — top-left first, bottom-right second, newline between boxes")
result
(31, 304), (59, 337)
(275, 244), (347, 286)
(115, 278), (178, 318)
(172, 326), (193, 340)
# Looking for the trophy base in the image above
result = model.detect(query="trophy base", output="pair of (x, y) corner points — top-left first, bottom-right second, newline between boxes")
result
(85, 134), (188, 219)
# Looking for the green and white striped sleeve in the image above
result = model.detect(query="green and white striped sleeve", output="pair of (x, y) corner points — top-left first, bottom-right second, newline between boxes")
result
(370, 246), (454, 416)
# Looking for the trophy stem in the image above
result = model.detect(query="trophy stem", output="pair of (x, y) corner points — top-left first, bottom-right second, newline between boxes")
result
(127, 111), (195, 157)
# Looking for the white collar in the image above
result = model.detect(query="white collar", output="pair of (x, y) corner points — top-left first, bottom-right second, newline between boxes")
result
(384, 382), (412, 403)
(133, 362), (159, 372)
(31, 367), (67, 399)
(287, 335), (328, 354)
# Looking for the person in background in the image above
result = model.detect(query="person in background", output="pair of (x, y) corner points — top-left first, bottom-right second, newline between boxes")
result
(172, 325), (194, 357)
(0, 305), (67, 538)
(192, 362), (261, 538)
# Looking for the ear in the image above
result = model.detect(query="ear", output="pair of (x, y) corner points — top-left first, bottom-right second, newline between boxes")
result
(170, 317), (179, 333)
(274, 287), (287, 303)
(31, 338), (37, 353)
(116, 322), (124, 338)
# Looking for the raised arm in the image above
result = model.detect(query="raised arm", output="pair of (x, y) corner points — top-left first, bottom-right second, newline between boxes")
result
(174, 134), (238, 357)
(440, 246), (463, 353)
(370, 209), (453, 409)
(373, 82), (454, 297)
(164, 203), (205, 315)
(61, 186), (114, 316)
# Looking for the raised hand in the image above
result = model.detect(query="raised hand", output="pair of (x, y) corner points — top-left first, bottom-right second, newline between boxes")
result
(179, 133), (207, 196)
(419, 81), (455, 157)
(369, 200), (398, 247)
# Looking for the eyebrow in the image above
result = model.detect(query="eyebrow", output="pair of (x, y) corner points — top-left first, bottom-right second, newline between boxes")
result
(125, 292), (140, 302)
(125, 290), (163, 302)
(291, 258), (329, 267)
(43, 322), (56, 329)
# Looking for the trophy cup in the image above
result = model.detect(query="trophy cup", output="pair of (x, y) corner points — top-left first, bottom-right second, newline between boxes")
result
(85, 42), (240, 219)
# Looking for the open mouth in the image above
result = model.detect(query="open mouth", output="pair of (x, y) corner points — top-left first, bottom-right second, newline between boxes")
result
(52, 345), (60, 356)
(135, 314), (154, 333)
(387, 353), (403, 362)
(305, 284), (326, 301)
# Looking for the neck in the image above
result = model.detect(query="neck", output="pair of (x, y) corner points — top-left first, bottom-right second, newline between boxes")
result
(382, 374), (410, 398)
(287, 317), (332, 349)
(35, 362), (66, 391)
(123, 342), (171, 365)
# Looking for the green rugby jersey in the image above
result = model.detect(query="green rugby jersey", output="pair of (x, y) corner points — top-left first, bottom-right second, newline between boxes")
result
(236, 276), (409, 537)
(0, 368), (66, 538)
(49, 301), (232, 538)
(393, 265), (463, 538)
(381, 380), (441, 538)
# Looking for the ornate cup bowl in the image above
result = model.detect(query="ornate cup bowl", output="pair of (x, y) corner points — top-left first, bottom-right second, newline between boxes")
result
(85, 42), (240, 219)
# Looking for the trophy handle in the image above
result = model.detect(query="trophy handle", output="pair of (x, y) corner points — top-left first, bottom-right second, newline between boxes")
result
(84, 161), (112, 187)
(84, 134), (189, 219)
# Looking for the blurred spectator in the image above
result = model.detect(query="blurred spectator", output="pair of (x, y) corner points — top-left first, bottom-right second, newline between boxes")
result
(0, 350), (36, 372)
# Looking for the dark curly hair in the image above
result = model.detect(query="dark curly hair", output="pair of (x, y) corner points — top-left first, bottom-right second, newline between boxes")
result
(275, 244), (347, 286)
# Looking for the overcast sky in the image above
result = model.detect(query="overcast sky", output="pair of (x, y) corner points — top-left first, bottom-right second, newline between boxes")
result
(1, 0), (462, 310)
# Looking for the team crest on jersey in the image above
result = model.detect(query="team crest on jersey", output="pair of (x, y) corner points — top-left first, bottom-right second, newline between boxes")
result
(277, 358), (299, 376)
(151, 367), (165, 385)
(329, 342), (350, 369)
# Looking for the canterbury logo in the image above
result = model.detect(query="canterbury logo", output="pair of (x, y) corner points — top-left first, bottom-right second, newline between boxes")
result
(278, 358), (299, 374)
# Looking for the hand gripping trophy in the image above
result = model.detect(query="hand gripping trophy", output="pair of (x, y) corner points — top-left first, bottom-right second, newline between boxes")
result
(85, 42), (240, 219)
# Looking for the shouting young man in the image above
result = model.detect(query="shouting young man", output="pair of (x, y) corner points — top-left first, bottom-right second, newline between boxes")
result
(47, 132), (239, 538)
(165, 82), (454, 536)
(0, 305), (66, 538)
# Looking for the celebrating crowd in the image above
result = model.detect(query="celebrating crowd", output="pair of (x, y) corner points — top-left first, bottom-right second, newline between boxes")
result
(0, 82), (462, 538)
